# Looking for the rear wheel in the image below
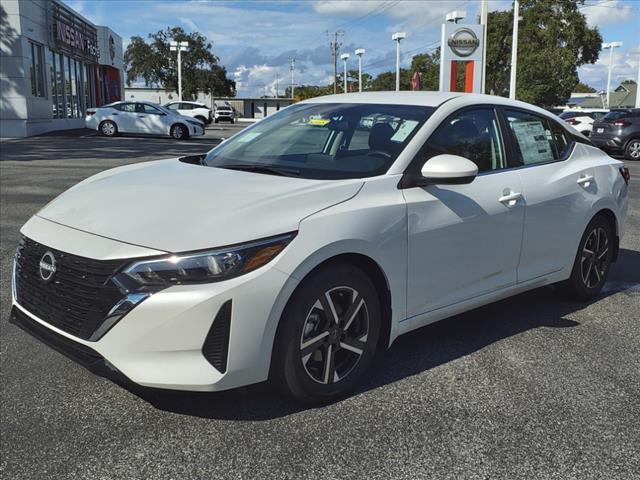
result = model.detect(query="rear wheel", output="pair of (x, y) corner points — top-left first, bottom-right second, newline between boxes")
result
(170, 123), (188, 140)
(625, 139), (640, 161)
(99, 120), (117, 137)
(195, 115), (207, 124)
(271, 264), (380, 404)
(560, 215), (613, 300)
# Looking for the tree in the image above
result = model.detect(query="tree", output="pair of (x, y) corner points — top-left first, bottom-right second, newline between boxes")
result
(125, 27), (235, 99)
(409, 49), (440, 91)
(486, 0), (602, 107)
(574, 82), (596, 93)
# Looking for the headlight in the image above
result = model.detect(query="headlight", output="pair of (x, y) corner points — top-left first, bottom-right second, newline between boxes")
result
(122, 233), (295, 287)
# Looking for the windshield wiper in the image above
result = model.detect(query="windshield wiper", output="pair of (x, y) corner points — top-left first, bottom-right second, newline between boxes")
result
(219, 164), (301, 177)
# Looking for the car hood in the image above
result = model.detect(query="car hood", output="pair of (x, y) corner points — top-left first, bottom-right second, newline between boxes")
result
(37, 159), (363, 253)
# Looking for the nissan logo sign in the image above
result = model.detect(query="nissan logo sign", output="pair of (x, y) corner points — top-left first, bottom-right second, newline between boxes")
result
(39, 251), (57, 282)
(448, 28), (480, 57)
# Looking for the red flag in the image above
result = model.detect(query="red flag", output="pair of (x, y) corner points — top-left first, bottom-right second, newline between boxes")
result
(411, 71), (421, 91)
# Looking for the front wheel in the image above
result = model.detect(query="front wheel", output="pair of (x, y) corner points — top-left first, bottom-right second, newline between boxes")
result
(559, 215), (613, 300)
(625, 139), (640, 161)
(271, 264), (381, 404)
(170, 123), (188, 140)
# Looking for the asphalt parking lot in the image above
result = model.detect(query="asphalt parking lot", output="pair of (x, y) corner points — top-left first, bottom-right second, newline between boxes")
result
(1, 128), (639, 479)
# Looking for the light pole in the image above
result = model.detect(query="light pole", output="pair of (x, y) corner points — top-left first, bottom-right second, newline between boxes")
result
(170, 40), (189, 101)
(341, 53), (350, 93)
(509, 1), (519, 99)
(392, 32), (406, 91)
(289, 58), (296, 100)
(602, 41), (623, 109)
(355, 48), (365, 92)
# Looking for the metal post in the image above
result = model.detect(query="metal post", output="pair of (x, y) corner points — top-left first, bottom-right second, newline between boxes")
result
(509, 0), (519, 100)
(392, 32), (406, 92)
(290, 58), (295, 100)
(480, 0), (488, 94)
(636, 52), (640, 108)
(341, 53), (350, 93)
(177, 47), (182, 102)
(603, 42), (623, 109)
(355, 49), (365, 93)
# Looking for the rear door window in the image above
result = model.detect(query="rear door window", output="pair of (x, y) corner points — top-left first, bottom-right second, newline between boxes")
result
(505, 110), (557, 165)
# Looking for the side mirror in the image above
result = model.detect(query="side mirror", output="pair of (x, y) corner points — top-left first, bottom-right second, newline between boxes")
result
(416, 154), (478, 186)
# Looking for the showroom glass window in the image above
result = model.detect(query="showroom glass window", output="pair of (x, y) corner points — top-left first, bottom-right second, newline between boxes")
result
(29, 41), (45, 97)
(424, 108), (505, 172)
(204, 103), (434, 180)
(49, 50), (59, 118)
(505, 110), (571, 165)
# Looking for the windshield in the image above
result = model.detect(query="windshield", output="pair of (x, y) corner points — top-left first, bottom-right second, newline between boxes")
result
(203, 103), (434, 179)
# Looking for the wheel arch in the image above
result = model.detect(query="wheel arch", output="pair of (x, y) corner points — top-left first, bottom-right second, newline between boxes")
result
(268, 251), (393, 377)
(593, 208), (619, 261)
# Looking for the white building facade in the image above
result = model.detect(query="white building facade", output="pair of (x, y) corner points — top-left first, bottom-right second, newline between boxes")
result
(1, 0), (124, 137)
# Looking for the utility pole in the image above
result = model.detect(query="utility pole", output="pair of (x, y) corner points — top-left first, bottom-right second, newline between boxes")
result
(289, 58), (296, 100)
(509, 0), (519, 100)
(170, 40), (189, 101)
(602, 41), (623, 109)
(275, 72), (279, 98)
(636, 51), (640, 108)
(392, 32), (406, 92)
(327, 30), (344, 94)
(355, 48), (365, 92)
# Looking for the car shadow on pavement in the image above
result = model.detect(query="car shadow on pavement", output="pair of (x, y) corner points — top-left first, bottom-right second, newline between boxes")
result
(120, 248), (639, 420)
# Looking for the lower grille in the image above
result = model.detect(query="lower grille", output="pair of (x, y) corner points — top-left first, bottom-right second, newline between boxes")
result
(14, 236), (125, 341)
(202, 300), (232, 373)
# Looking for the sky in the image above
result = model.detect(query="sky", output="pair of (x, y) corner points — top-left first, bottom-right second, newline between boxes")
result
(67, 0), (640, 98)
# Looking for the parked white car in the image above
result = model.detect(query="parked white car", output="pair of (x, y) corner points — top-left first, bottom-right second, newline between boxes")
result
(86, 101), (205, 140)
(13, 92), (629, 404)
(164, 101), (213, 125)
(559, 109), (608, 137)
(214, 104), (235, 123)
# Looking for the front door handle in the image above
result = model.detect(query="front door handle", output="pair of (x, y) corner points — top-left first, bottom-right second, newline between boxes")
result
(498, 191), (522, 206)
(577, 174), (594, 187)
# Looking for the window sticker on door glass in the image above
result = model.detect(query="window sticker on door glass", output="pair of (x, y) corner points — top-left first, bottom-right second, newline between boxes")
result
(510, 120), (554, 164)
(390, 120), (419, 142)
(236, 131), (263, 143)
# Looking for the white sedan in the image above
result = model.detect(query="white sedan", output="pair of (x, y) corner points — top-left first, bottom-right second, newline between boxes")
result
(86, 101), (205, 139)
(12, 92), (629, 404)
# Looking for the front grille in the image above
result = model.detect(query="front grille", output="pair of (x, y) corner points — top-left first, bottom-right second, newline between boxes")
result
(14, 236), (126, 341)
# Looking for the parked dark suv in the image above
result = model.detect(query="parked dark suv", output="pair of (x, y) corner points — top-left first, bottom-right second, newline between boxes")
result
(590, 108), (640, 160)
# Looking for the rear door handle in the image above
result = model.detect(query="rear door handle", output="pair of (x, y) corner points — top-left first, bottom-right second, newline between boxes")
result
(577, 174), (594, 187)
(498, 191), (522, 206)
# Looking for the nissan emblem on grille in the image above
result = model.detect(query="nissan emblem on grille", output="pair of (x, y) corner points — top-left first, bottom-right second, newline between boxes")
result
(38, 251), (57, 282)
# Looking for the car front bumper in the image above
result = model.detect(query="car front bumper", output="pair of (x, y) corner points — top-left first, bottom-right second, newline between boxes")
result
(11, 220), (292, 392)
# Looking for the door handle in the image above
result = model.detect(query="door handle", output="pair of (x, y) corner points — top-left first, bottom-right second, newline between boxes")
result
(498, 191), (522, 206)
(111, 113), (119, 115)
(577, 174), (594, 187)
(137, 115), (146, 118)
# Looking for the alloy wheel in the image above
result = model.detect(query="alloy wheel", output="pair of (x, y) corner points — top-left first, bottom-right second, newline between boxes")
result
(101, 122), (115, 136)
(299, 286), (369, 385)
(172, 125), (184, 139)
(628, 140), (640, 160)
(580, 226), (609, 289)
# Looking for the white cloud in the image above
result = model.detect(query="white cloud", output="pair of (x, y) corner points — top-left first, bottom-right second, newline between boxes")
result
(579, 45), (639, 90)
(583, 0), (636, 27)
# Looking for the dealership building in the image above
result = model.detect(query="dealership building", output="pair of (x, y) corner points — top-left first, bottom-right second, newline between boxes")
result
(1, 0), (124, 137)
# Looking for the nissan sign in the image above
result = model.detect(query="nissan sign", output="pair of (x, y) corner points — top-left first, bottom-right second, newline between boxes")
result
(447, 28), (480, 57)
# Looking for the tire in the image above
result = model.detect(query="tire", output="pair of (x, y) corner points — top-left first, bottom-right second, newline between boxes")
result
(214, 119), (219, 124)
(195, 115), (207, 124)
(170, 123), (188, 140)
(230, 119), (235, 124)
(271, 264), (381, 404)
(99, 120), (117, 137)
(624, 139), (640, 161)
(559, 215), (613, 300)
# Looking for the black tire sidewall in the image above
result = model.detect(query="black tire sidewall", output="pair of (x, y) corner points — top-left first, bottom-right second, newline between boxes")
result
(273, 264), (381, 404)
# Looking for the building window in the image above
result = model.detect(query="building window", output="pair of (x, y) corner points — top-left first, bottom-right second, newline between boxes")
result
(29, 41), (45, 97)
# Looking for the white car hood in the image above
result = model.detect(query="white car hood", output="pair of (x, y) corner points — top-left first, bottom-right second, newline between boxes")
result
(37, 159), (363, 253)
